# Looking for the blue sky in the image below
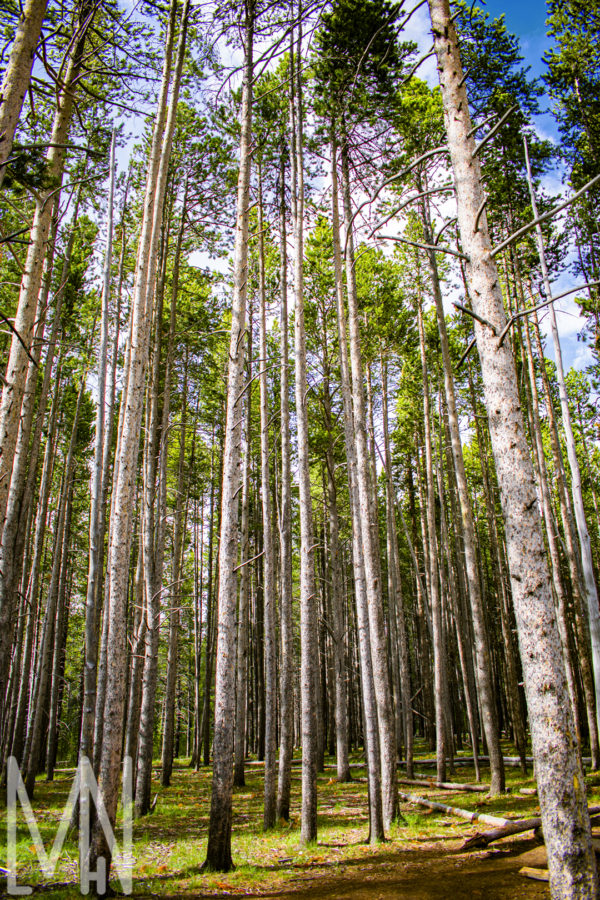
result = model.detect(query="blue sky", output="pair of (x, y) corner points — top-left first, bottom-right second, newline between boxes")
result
(459, 1), (593, 371)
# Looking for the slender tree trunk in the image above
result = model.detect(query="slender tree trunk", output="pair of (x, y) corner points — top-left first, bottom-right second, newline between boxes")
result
(10, 358), (62, 766)
(322, 349), (350, 782)
(202, 1), (253, 872)
(416, 296), (447, 783)
(429, 3), (596, 892)
(531, 309), (600, 767)
(0, 0), (94, 565)
(234, 329), (251, 787)
(46, 481), (74, 781)
(25, 374), (86, 796)
(88, 0), (188, 881)
(161, 359), (187, 787)
(80, 131), (116, 768)
(420, 189), (504, 793)
(257, 169), (277, 830)
(331, 136), (384, 843)
(290, 20), (319, 844)
(135, 225), (171, 817)
(524, 137), (600, 750)
(277, 162), (294, 819)
(0, 0), (48, 188)
(522, 315), (581, 738)
(124, 545), (145, 766)
(381, 358), (413, 779)
(160, 193), (188, 787)
(340, 138), (398, 830)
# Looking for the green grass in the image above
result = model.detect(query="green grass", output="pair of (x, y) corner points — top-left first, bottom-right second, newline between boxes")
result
(1, 740), (590, 897)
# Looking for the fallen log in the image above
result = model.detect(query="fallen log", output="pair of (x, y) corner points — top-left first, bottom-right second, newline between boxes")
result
(461, 805), (600, 850)
(520, 867), (549, 883)
(398, 791), (511, 827)
(399, 778), (488, 793)
(400, 756), (592, 768)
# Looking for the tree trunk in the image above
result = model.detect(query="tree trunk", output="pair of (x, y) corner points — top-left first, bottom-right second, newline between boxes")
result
(0, 0), (94, 570)
(428, 2), (596, 892)
(234, 330), (251, 788)
(416, 296), (447, 783)
(257, 168), (277, 830)
(420, 188), (504, 794)
(277, 160), (294, 820)
(25, 374), (86, 796)
(340, 138), (398, 830)
(381, 358), (413, 779)
(202, 0), (253, 872)
(79, 131), (116, 768)
(524, 137), (600, 751)
(0, 0), (49, 189)
(88, 0), (188, 882)
(331, 136), (384, 843)
(290, 21), (319, 845)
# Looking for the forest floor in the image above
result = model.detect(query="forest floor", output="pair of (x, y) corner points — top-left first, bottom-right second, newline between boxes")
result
(3, 742), (600, 898)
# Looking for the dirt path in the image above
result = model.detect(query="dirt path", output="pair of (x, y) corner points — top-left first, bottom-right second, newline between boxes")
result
(141, 838), (550, 899)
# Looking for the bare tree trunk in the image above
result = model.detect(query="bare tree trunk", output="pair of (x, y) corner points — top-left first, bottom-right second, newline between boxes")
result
(524, 137), (600, 750)
(160, 192), (188, 787)
(80, 131), (116, 768)
(135, 226), (171, 817)
(202, 0), (253, 872)
(0, 0), (49, 189)
(124, 545), (145, 766)
(531, 309), (600, 767)
(340, 139), (398, 830)
(416, 296), (447, 783)
(161, 356), (187, 787)
(0, 0), (94, 555)
(522, 315), (581, 737)
(234, 323), (251, 788)
(420, 189), (504, 794)
(46, 481), (74, 781)
(428, 2), (596, 892)
(88, 0), (188, 881)
(466, 363), (527, 772)
(322, 346), (350, 782)
(25, 374), (86, 796)
(10, 358), (62, 766)
(331, 137), (384, 843)
(277, 162), (294, 819)
(381, 358), (413, 779)
(257, 169), (277, 830)
(290, 19), (319, 845)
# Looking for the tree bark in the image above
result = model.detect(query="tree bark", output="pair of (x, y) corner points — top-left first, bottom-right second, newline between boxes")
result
(277, 161), (294, 821)
(331, 137), (384, 843)
(290, 19), (319, 845)
(428, 2), (596, 893)
(80, 131), (116, 768)
(88, 0), (188, 882)
(524, 137), (600, 751)
(202, 0), (253, 872)
(420, 188), (504, 794)
(341, 138), (398, 830)
(257, 168), (277, 829)
(0, 0), (49, 189)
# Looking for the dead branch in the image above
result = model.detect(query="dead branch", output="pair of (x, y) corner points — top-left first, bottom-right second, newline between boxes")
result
(398, 778), (488, 793)
(461, 805), (600, 850)
(398, 791), (510, 827)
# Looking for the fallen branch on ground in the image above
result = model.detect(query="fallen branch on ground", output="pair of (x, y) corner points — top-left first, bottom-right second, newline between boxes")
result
(461, 806), (600, 850)
(398, 791), (510, 827)
(520, 867), (549, 883)
(399, 778), (488, 793)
